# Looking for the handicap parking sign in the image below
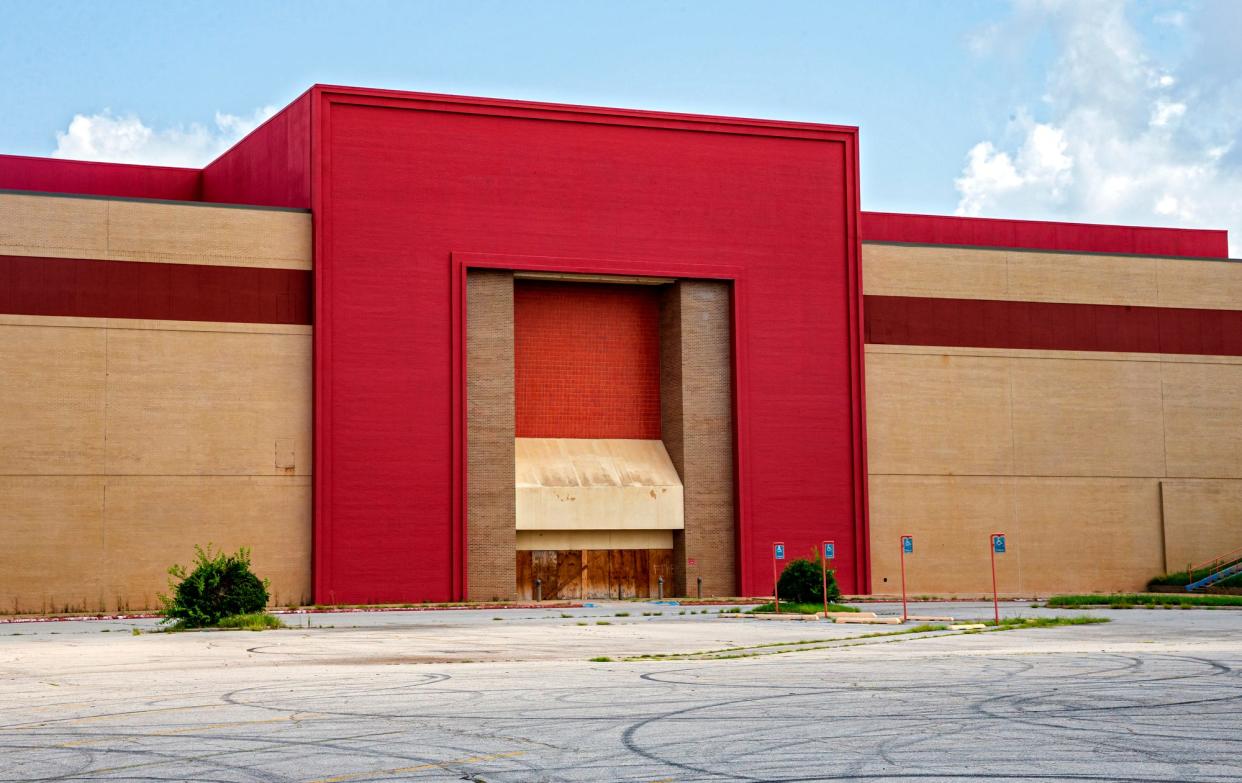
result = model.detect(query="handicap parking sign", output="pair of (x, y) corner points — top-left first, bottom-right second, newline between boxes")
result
(774, 543), (785, 560)
(823, 541), (835, 560)
(993, 534), (1006, 554)
(901, 536), (914, 554)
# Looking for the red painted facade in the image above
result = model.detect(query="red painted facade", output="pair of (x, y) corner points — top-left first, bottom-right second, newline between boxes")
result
(201, 91), (313, 210)
(312, 87), (866, 603)
(0, 154), (200, 201)
(514, 281), (661, 440)
(862, 211), (1229, 259)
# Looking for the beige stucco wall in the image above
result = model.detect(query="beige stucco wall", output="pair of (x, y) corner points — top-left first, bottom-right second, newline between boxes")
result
(0, 316), (312, 612)
(864, 241), (1242, 595)
(0, 192), (311, 269)
(0, 192), (312, 614)
(866, 343), (1242, 594)
(863, 243), (1242, 309)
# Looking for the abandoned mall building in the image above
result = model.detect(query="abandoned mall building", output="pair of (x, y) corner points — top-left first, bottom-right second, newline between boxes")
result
(2, 84), (1239, 611)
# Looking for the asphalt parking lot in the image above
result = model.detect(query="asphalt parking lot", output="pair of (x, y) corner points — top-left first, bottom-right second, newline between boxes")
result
(2, 601), (1240, 782)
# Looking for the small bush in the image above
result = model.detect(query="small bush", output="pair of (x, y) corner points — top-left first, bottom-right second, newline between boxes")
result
(776, 557), (841, 604)
(160, 545), (269, 628)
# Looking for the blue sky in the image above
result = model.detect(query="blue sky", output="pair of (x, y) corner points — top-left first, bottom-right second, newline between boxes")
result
(1, 1), (1239, 250)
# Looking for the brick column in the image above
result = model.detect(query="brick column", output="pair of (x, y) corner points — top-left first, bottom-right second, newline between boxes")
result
(466, 269), (516, 601)
(660, 281), (735, 596)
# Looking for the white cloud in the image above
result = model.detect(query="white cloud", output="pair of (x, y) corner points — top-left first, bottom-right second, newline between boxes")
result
(956, 0), (1242, 256)
(51, 106), (276, 168)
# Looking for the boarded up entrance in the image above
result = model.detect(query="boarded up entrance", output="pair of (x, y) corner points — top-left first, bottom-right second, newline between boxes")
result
(516, 549), (673, 599)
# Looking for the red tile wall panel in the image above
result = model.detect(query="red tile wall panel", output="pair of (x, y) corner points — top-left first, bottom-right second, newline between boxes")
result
(862, 211), (1229, 259)
(514, 281), (661, 439)
(865, 295), (1242, 356)
(0, 255), (311, 324)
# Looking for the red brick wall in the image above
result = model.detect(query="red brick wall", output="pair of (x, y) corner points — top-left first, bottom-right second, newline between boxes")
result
(514, 281), (661, 439)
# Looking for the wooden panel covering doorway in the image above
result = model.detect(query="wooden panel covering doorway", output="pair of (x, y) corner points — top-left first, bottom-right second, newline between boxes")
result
(515, 549), (673, 600)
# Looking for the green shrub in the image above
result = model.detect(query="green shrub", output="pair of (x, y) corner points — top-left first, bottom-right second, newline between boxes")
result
(776, 557), (841, 604)
(160, 545), (269, 628)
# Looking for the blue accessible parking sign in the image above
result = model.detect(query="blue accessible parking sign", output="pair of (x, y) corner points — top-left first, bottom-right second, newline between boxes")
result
(993, 534), (1006, 554)
(823, 542), (835, 560)
(901, 536), (914, 554)
(774, 543), (785, 560)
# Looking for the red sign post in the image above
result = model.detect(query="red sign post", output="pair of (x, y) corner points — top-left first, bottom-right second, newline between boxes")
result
(772, 542), (785, 613)
(820, 540), (836, 616)
(899, 535), (913, 622)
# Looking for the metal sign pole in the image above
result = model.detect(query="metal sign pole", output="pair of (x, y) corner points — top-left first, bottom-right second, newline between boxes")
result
(820, 545), (827, 617)
(772, 542), (785, 614)
(990, 532), (1005, 625)
(820, 540), (835, 617)
(899, 535), (911, 622)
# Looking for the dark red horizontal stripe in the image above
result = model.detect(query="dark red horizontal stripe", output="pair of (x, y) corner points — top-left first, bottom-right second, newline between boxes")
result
(0, 255), (311, 325)
(862, 211), (1229, 259)
(865, 295), (1242, 356)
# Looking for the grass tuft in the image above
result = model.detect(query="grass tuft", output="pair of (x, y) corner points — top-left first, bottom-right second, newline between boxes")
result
(216, 612), (284, 631)
(747, 602), (859, 615)
(983, 615), (1108, 628)
(1047, 593), (1242, 609)
(588, 656), (613, 662)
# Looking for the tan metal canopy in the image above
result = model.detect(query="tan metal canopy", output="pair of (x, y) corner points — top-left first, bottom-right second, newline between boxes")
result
(515, 438), (684, 531)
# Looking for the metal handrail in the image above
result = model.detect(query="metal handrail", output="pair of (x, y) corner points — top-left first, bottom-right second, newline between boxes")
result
(1189, 545), (1242, 574)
